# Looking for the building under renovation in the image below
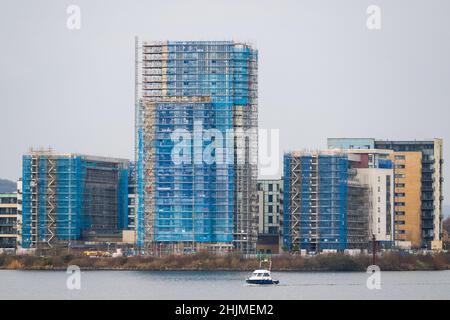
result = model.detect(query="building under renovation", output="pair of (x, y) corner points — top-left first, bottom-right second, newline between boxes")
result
(283, 151), (369, 253)
(328, 138), (444, 250)
(21, 149), (129, 251)
(135, 40), (258, 254)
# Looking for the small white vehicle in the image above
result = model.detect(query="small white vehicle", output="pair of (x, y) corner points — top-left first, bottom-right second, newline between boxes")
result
(246, 259), (279, 285)
(246, 269), (279, 285)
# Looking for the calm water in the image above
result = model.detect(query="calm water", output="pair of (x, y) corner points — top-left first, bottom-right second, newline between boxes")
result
(1, 270), (449, 299)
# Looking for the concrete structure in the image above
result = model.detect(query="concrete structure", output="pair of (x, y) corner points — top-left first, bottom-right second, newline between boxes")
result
(135, 40), (258, 255)
(330, 149), (395, 246)
(256, 179), (283, 253)
(355, 167), (394, 245)
(283, 150), (370, 253)
(328, 138), (444, 250)
(257, 179), (283, 235)
(0, 193), (18, 250)
(21, 149), (129, 251)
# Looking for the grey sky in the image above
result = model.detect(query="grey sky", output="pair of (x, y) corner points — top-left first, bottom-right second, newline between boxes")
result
(1, 0), (449, 203)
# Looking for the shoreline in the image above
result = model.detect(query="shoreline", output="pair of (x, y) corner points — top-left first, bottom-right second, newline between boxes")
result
(1, 267), (450, 272)
(1, 251), (449, 272)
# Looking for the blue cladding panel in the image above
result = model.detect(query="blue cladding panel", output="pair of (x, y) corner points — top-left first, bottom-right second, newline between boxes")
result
(153, 102), (233, 243)
(118, 168), (129, 230)
(317, 155), (348, 251)
(37, 159), (47, 242)
(21, 156), (32, 248)
(137, 41), (257, 246)
(378, 158), (393, 169)
(21, 154), (128, 248)
(55, 156), (82, 240)
(136, 128), (144, 247)
(299, 156), (312, 250)
(282, 154), (291, 250)
(284, 153), (350, 253)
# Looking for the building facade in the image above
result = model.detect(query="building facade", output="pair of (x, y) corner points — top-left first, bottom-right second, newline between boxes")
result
(127, 162), (136, 230)
(135, 40), (258, 254)
(328, 138), (444, 250)
(257, 179), (283, 235)
(256, 179), (283, 253)
(375, 139), (444, 250)
(21, 150), (129, 250)
(389, 152), (422, 248)
(0, 193), (18, 250)
(334, 149), (395, 246)
(283, 151), (369, 253)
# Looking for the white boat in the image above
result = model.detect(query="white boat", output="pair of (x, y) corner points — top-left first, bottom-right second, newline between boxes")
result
(246, 258), (279, 285)
(246, 269), (279, 285)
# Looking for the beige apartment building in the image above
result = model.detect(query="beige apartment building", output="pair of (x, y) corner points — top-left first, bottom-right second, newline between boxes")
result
(390, 152), (422, 248)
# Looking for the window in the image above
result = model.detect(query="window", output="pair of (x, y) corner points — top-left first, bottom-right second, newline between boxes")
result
(268, 195), (273, 202)
(268, 206), (273, 213)
(395, 211), (405, 216)
(268, 184), (273, 192)
(395, 193), (405, 197)
(395, 183), (405, 188)
(395, 174), (406, 179)
(395, 155), (406, 160)
(395, 164), (406, 169)
(395, 202), (406, 206)
(268, 216), (273, 224)
(268, 226), (278, 234)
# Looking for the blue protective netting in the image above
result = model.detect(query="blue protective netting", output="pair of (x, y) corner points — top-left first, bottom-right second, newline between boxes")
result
(21, 155), (128, 248)
(136, 41), (257, 246)
(283, 153), (350, 252)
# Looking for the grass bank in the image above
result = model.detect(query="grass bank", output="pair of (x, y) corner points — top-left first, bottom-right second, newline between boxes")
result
(1, 251), (450, 272)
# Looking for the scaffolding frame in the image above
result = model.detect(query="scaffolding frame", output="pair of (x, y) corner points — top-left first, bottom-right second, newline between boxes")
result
(135, 39), (258, 255)
(21, 150), (129, 250)
(284, 151), (370, 253)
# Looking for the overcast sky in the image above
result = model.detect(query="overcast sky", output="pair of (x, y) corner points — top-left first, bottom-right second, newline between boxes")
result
(1, 0), (449, 203)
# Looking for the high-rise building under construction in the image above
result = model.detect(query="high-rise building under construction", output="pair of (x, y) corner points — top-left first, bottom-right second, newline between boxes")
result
(135, 40), (258, 254)
(21, 149), (129, 251)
